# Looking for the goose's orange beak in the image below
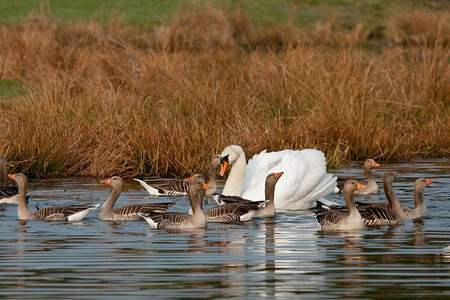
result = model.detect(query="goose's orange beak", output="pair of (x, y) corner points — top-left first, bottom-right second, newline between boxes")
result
(203, 183), (213, 189)
(275, 172), (284, 179)
(372, 160), (380, 167)
(100, 178), (111, 185)
(7, 174), (16, 179)
(356, 182), (367, 190)
(426, 179), (435, 184)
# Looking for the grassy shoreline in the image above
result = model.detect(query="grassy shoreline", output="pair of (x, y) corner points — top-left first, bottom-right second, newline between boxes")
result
(0, 3), (448, 178)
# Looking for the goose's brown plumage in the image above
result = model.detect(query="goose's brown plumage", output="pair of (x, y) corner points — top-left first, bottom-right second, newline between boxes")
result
(204, 201), (266, 223)
(315, 180), (367, 231)
(336, 159), (380, 194)
(357, 172), (405, 226)
(8, 173), (99, 221)
(99, 176), (174, 221)
(204, 172), (283, 222)
(0, 156), (19, 204)
(140, 174), (211, 230)
(402, 178), (433, 219)
(253, 172), (283, 218)
(356, 177), (434, 221)
(134, 155), (220, 197)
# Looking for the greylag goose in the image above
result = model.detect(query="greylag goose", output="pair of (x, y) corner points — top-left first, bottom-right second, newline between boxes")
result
(253, 171), (283, 218)
(99, 176), (174, 221)
(357, 172), (405, 226)
(402, 178), (434, 219)
(139, 174), (211, 230)
(336, 159), (380, 194)
(8, 173), (99, 221)
(314, 180), (367, 231)
(209, 172), (283, 220)
(219, 145), (337, 210)
(134, 154), (220, 198)
(0, 156), (19, 204)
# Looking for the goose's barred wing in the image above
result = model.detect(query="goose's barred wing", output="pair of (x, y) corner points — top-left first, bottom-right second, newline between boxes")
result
(142, 212), (191, 230)
(216, 194), (256, 204)
(0, 186), (18, 198)
(34, 205), (96, 221)
(141, 177), (188, 196)
(315, 209), (348, 227)
(359, 206), (399, 226)
(112, 203), (174, 217)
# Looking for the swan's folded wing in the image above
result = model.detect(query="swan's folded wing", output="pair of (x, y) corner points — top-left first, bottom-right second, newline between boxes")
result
(243, 149), (337, 210)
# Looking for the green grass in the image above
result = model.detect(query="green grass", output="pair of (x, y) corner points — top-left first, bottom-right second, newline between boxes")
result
(0, 79), (25, 99)
(1, 0), (448, 29)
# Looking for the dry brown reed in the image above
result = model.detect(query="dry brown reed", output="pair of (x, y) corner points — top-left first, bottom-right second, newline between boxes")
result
(0, 5), (448, 178)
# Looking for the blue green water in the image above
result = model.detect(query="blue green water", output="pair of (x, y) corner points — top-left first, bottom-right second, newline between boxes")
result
(0, 161), (449, 299)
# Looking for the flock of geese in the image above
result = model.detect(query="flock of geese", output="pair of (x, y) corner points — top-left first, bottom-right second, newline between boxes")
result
(0, 145), (434, 232)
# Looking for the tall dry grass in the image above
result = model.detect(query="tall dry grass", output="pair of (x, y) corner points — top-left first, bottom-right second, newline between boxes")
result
(0, 6), (448, 178)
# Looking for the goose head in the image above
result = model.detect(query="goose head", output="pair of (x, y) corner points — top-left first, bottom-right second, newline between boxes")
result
(210, 154), (221, 171)
(414, 178), (434, 190)
(364, 159), (380, 169)
(100, 176), (124, 190)
(7, 173), (27, 188)
(184, 174), (212, 191)
(266, 171), (284, 187)
(343, 180), (367, 194)
(382, 171), (397, 187)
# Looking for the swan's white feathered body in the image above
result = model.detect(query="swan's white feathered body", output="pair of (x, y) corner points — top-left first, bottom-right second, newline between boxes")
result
(220, 145), (337, 210)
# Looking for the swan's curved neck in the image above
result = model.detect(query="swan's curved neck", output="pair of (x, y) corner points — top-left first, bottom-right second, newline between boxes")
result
(221, 152), (247, 196)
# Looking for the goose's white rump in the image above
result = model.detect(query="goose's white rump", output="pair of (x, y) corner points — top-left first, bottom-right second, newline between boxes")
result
(220, 145), (337, 210)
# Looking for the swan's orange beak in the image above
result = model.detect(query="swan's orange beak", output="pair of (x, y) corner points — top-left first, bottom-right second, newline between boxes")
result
(275, 172), (284, 179)
(426, 179), (435, 184)
(219, 161), (229, 177)
(356, 182), (367, 190)
(7, 174), (16, 179)
(184, 176), (194, 182)
(203, 183), (213, 190)
(100, 178), (111, 185)
(372, 160), (380, 167)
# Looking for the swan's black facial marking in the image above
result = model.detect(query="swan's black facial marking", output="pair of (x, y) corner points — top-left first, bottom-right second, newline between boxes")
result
(220, 155), (229, 164)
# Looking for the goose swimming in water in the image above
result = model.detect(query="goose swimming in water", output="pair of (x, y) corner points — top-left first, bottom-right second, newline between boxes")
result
(134, 155), (220, 198)
(315, 180), (367, 231)
(335, 159), (380, 194)
(99, 176), (174, 221)
(139, 174), (212, 230)
(8, 173), (99, 221)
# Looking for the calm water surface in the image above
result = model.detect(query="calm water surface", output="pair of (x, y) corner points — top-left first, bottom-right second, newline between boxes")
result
(0, 162), (449, 299)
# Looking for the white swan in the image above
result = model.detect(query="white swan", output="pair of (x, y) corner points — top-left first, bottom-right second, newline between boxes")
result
(219, 145), (337, 210)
